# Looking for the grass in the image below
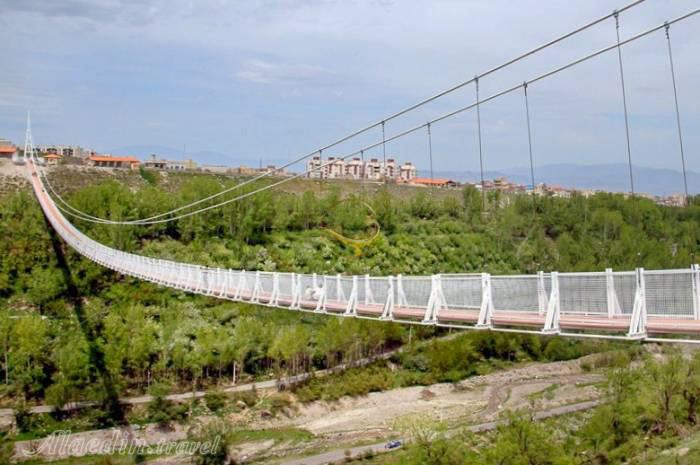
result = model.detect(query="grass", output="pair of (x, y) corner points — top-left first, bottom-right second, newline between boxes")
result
(527, 383), (561, 402)
(229, 427), (314, 446)
(635, 429), (700, 465)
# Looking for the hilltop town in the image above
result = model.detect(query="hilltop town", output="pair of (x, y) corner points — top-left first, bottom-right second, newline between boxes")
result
(0, 137), (689, 207)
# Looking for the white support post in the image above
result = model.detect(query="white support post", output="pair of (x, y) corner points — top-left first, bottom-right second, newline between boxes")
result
(292, 274), (303, 310)
(336, 274), (346, 303)
(364, 275), (372, 305)
(219, 269), (230, 298)
(290, 273), (299, 309)
(183, 265), (192, 291)
(396, 274), (408, 308)
(606, 268), (622, 318)
(234, 270), (246, 300)
(318, 275), (328, 312)
(380, 277), (395, 320)
(423, 275), (444, 323)
(477, 273), (494, 328)
(692, 264), (700, 320)
(537, 271), (548, 315)
(214, 268), (222, 294)
(251, 271), (261, 303)
(543, 272), (560, 334)
(270, 273), (280, 307)
(174, 263), (182, 289)
(197, 267), (206, 294)
(312, 273), (318, 289)
(628, 268), (647, 338)
(345, 275), (358, 316)
(205, 268), (215, 295)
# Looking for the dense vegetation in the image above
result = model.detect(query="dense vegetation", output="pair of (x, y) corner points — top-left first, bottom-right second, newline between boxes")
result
(364, 347), (700, 465)
(0, 169), (698, 463)
(293, 331), (612, 403)
(0, 171), (698, 407)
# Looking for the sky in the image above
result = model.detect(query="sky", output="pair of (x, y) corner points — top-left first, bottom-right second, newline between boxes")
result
(1, 0), (699, 180)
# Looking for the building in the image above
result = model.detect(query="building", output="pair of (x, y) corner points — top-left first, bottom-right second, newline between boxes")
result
(0, 143), (17, 159)
(410, 177), (458, 188)
(365, 158), (383, 180)
(384, 158), (397, 179)
(88, 154), (140, 170)
(165, 160), (186, 171)
(143, 154), (197, 172)
(326, 157), (345, 179)
(198, 164), (231, 174)
(143, 154), (167, 170)
(657, 194), (687, 208)
(37, 145), (91, 158)
(305, 155), (413, 181)
(345, 158), (364, 179)
(399, 162), (417, 181)
(307, 156), (323, 179)
(43, 154), (62, 166)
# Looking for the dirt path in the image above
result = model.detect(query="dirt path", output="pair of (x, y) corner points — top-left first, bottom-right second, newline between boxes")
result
(260, 355), (603, 436)
(0, 351), (396, 429)
(280, 399), (602, 465)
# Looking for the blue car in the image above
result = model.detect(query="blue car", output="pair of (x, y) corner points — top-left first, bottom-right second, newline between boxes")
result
(385, 440), (403, 449)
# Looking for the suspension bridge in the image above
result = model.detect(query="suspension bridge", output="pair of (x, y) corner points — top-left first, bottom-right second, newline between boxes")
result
(18, 1), (700, 343)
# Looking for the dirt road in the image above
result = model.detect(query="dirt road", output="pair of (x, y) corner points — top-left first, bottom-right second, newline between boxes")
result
(280, 399), (602, 465)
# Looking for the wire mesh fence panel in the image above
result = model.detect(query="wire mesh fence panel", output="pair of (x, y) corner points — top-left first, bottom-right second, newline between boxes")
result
(441, 274), (482, 309)
(645, 269), (695, 317)
(559, 272), (608, 315)
(398, 276), (432, 309)
(340, 277), (355, 303)
(237, 272), (253, 297)
(613, 272), (636, 314)
(224, 270), (242, 297)
(492, 275), (541, 313)
(258, 272), (274, 296)
(297, 274), (316, 295)
(200, 268), (213, 293)
(277, 273), (295, 304)
(324, 276), (341, 302)
(368, 277), (390, 305)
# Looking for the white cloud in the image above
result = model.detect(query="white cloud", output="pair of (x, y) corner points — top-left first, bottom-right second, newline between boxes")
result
(235, 59), (331, 85)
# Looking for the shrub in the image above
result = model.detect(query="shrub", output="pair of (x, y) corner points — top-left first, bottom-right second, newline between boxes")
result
(204, 391), (227, 414)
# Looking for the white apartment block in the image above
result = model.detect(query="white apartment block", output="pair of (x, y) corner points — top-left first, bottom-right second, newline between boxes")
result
(344, 157), (364, 179)
(306, 155), (413, 181)
(38, 145), (90, 158)
(399, 162), (417, 181)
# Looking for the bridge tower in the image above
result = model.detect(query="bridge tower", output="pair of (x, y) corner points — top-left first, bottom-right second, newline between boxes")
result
(16, 112), (34, 165)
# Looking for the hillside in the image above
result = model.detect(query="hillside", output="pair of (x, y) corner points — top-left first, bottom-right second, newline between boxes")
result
(0, 163), (699, 464)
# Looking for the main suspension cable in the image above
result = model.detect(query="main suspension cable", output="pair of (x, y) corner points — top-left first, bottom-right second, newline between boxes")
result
(42, 0), (648, 225)
(43, 8), (700, 227)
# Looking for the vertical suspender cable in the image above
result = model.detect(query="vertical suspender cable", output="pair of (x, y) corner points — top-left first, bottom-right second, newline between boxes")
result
(614, 10), (635, 196)
(475, 76), (486, 210)
(664, 22), (690, 206)
(523, 82), (536, 194)
(381, 121), (387, 183)
(318, 149), (323, 179)
(427, 122), (435, 186)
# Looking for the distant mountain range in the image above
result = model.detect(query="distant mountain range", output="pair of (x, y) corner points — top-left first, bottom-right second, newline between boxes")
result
(428, 163), (700, 196)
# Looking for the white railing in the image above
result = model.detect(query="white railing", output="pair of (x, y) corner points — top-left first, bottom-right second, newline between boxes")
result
(28, 161), (700, 341)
